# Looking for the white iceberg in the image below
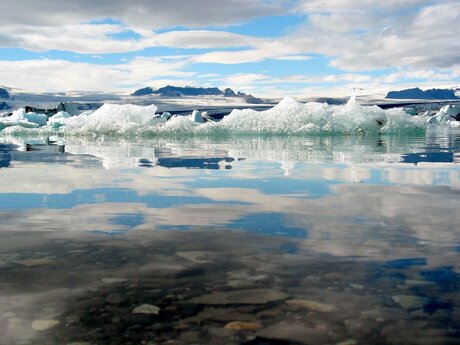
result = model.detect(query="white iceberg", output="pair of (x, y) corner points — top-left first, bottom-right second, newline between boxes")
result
(0, 108), (47, 130)
(427, 105), (460, 126)
(191, 110), (205, 123)
(65, 103), (157, 134)
(47, 111), (71, 129)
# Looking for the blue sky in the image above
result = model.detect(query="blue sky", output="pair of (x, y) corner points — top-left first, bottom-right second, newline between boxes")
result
(0, 0), (458, 97)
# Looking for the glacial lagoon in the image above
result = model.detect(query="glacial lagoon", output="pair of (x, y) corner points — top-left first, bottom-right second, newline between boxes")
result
(0, 129), (460, 344)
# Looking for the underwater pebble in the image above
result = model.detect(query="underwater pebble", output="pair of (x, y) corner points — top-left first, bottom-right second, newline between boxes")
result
(31, 319), (60, 331)
(105, 293), (128, 305)
(336, 340), (357, 345)
(16, 259), (55, 267)
(224, 321), (262, 330)
(286, 299), (338, 312)
(183, 288), (288, 305)
(392, 295), (429, 311)
(132, 304), (160, 315)
(102, 277), (128, 284)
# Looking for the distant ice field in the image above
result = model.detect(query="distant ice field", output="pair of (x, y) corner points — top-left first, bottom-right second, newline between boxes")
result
(3, 97), (459, 138)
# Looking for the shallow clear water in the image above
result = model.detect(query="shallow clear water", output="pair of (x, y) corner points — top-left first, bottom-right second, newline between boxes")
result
(0, 129), (459, 344)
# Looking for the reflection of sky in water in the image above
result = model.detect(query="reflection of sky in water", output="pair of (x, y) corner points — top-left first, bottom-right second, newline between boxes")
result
(0, 130), (459, 250)
(0, 188), (247, 210)
(188, 173), (336, 198)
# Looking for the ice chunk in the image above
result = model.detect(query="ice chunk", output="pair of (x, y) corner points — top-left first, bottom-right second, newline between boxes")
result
(65, 103), (157, 134)
(47, 111), (71, 129)
(427, 105), (460, 125)
(191, 110), (205, 123)
(0, 108), (45, 130)
(56, 102), (79, 116)
(404, 108), (417, 116)
(161, 112), (172, 121)
(220, 97), (424, 134)
(10, 108), (48, 126)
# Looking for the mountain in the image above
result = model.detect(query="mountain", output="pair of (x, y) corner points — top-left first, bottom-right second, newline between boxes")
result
(131, 87), (156, 97)
(386, 87), (458, 100)
(131, 85), (259, 99)
(223, 88), (236, 97)
(132, 86), (222, 97)
(0, 87), (10, 99)
(0, 102), (10, 110)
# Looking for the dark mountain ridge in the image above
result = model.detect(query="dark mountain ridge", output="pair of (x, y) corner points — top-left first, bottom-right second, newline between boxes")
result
(0, 87), (10, 99)
(386, 87), (458, 100)
(131, 85), (254, 98)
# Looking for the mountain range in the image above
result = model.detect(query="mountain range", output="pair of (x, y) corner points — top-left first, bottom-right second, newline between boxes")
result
(0, 87), (10, 100)
(132, 85), (256, 99)
(386, 87), (458, 100)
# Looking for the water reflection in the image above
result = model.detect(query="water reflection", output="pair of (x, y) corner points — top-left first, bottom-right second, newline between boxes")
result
(0, 130), (459, 344)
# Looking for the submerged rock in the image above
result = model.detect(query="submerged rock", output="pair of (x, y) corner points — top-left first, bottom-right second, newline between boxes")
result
(16, 258), (55, 267)
(257, 322), (331, 344)
(176, 251), (211, 263)
(392, 295), (429, 311)
(183, 288), (288, 305)
(132, 304), (160, 315)
(224, 321), (262, 330)
(101, 277), (128, 284)
(286, 299), (338, 312)
(105, 293), (128, 305)
(31, 319), (60, 331)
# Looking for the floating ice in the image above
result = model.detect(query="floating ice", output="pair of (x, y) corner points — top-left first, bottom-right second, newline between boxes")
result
(219, 97), (425, 135)
(427, 105), (460, 126)
(0, 98), (453, 137)
(191, 110), (205, 123)
(64, 103), (157, 134)
(47, 111), (71, 129)
(0, 108), (47, 130)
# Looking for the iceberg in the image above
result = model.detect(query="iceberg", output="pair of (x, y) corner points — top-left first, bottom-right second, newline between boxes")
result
(0, 98), (454, 137)
(427, 105), (460, 125)
(191, 110), (205, 123)
(64, 103), (157, 134)
(47, 111), (72, 129)
(0, 108), (47, 130)
(219, 97), (425, 135)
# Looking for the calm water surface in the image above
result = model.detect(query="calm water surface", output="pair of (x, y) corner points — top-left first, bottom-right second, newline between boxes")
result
(0, 129), (459, 344)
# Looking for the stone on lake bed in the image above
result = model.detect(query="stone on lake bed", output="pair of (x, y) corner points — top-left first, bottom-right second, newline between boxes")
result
(182, 288), (288, 305)
(286, 299), (338, 312)
(132, 304), (160, 315)
(105, 293), (128, 305)
(336, 340), (357, 345)
(224, 321), (262, 330)
(176, 251), (212, 263)
(403, 280), (435, 287)
(16, 259), (55, 267)
(392, 295), (429, 310)
(102, 277), (128, 284)
(31, 319), (60, 331)
(257, 321), (331, 344)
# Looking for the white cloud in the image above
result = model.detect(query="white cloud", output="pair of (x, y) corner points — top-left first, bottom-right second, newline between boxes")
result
(0, 23), (261, 54)
(0, 57), (193, 92)
(153, 30), (261, 49)
(0, 0), (289, 29)
(223, 73), (271, 89)
(295, 0), (460, 71)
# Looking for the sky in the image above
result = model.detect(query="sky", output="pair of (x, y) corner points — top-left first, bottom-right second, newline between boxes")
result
(0, 0), (458, 97)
